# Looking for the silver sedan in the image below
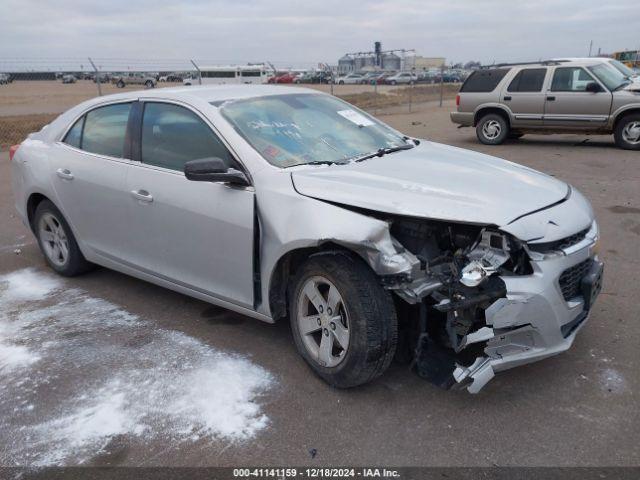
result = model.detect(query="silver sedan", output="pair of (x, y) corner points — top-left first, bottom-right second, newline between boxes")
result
(10, 85), (603, 392)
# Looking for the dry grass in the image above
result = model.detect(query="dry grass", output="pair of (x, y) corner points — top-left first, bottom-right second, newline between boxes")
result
(0, 114), (58, 149)
(338, 83), (459, 110)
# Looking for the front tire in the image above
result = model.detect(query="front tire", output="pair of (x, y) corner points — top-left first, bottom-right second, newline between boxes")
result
(289, 252), (397, 388)
(614, 114), (640, 150)
(476, 113), (509, 145)
(34, 200), (93, 277)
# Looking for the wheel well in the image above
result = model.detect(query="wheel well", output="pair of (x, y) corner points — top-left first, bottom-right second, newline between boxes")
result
(268, 242), (360, 321)
(474, 107), (510, 127)
(26, 193), (49, 231)
(613, 108), (640, 130)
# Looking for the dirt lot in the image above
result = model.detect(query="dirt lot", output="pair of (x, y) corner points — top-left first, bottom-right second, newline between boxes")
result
(0, 101), (638, 468)
(0, 80), (457, 148)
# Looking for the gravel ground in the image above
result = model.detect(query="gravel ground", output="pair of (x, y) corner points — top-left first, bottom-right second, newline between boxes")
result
(0, 101), (638, 467)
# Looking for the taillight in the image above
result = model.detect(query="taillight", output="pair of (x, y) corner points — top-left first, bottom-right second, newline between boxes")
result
(9, 144), (20, 162)
(456, 94), (460, 107)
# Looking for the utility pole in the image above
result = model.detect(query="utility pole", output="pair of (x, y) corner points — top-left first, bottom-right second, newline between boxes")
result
(588, 40), (593, 57)
(88, 57), (102, 96)
(190, 59), (202, 85)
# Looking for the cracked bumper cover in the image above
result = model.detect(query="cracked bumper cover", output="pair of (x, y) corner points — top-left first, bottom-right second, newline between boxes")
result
(454, 230), (602, 393)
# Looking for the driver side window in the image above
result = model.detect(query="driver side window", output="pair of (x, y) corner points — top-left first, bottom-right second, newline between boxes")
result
(141, 102), (235, 172)
(551, 67), (593, 92)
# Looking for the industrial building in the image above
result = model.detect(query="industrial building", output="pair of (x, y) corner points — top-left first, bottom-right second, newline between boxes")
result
(337, 42), (410, 74)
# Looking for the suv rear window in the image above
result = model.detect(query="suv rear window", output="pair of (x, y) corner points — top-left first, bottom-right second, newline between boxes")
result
(507, 68), (547, 92)
(460, 69), (509, 92)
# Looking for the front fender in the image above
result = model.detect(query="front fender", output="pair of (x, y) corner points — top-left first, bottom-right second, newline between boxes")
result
(255, 170), (419, 318)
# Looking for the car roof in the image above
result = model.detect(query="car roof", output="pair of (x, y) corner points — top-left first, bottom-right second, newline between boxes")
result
(78, 84), (323, 107)
(482, 59), (606, 70)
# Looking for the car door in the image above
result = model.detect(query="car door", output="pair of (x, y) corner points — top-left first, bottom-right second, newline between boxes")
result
(544, 66), (612, 127)
(49, 101), (134, 260)
(502, 68), (548, 126)
(125, 100), (255, 308)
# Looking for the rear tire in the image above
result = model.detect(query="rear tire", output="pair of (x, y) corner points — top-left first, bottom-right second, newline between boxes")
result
(34, 200), (94, 277)
(476, 113), (509, 145)
(614, 114), (640, 150)
(289, 252), (397, 388)
(145, 80), (154, 88)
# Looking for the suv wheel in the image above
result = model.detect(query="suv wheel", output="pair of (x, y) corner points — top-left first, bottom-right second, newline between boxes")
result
(289, 253), (397, 388)
(116, 80), (125, 88)
(34, 200), (94, 276)
(614, 114), (640, 150)
(476, 113), (509, 145)
(145, 80), (154, 88)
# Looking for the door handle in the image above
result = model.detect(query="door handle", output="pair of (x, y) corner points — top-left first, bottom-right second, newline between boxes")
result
(56, 168), (74, 180)
(131, 189), (153, 203)
(546, 96), (556, 101)
(503, 96), (512, 101)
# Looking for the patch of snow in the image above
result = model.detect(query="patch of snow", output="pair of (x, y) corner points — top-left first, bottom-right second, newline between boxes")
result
(0, 268), (275, 466)
(0, 267), (63, 303)
(599, 368), (626, 394)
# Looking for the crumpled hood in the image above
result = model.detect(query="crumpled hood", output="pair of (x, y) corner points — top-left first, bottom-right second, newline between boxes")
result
(291, 141), (569, 226)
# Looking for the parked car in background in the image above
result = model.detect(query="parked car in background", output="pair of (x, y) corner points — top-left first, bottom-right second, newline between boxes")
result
(0, 73), (11, 84)
(310, 71), (332, 84)
(451, 59), (640, 150)
(61, 75), (76, 84)
(10, 85), (602, 394)
(369, 72), (395, 85)
(385, 71), (417, 85)
(268, 72), (296, 84)
(335, 73), (364, 85)
(358, 72), (380, 84)
(159, 74), (184, 82)
(92, 73), (111, 83)
(295, 72), (315, 83)
(112, 73), (157, 89)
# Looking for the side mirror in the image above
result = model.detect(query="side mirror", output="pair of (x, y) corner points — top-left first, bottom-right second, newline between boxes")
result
(184, 158), (250, 186)
(585, 82), (602, 93)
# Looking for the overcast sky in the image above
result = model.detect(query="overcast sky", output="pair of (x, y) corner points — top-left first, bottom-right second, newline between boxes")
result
(1, 0), (638, 69)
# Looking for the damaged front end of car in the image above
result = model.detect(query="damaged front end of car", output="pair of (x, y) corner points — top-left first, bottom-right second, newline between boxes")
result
(345, 211), (601, 393)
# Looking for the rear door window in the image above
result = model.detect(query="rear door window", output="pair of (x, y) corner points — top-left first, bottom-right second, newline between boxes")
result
(507, 68), (547, 92)
(460, 69), (509, 92)
(63, 116), (85, 148)
(140, 102), (235, 172)
(81, 103), (132, 158)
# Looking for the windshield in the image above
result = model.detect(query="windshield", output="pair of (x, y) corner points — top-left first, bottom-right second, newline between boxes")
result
(609, 59), (635, 77)
(587, 63), (628, 91)
(219, 93), (409, 167)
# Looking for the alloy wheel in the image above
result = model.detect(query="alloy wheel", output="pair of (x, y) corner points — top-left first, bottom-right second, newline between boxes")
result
(482, 120), (502, 140)
(296, 276), (350, 368)
(38, 213), (69, 267)
(622, 121), (640, 145)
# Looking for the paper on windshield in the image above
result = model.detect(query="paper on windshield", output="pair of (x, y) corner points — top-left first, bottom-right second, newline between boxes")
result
(337, 109), (375, 127)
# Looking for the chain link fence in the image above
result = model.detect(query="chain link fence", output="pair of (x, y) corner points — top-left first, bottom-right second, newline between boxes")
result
(0, 58), (462, 150)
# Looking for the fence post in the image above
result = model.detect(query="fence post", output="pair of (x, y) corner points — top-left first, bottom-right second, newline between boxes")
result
(439, 64), (444, 108)
(88, 57), (102, 96)
(190, 59), (202, 85)
(374, 78), (378, 115)
(409, 67), (415, 113)
(330, 70), (334, 96)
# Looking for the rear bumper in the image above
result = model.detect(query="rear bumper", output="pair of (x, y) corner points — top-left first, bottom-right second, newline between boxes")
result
(454, 235), (603, 393)
(450, 111), (473, 126)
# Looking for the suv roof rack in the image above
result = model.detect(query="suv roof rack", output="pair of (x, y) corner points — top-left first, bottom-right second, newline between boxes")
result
(479, 60), (570, 69)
